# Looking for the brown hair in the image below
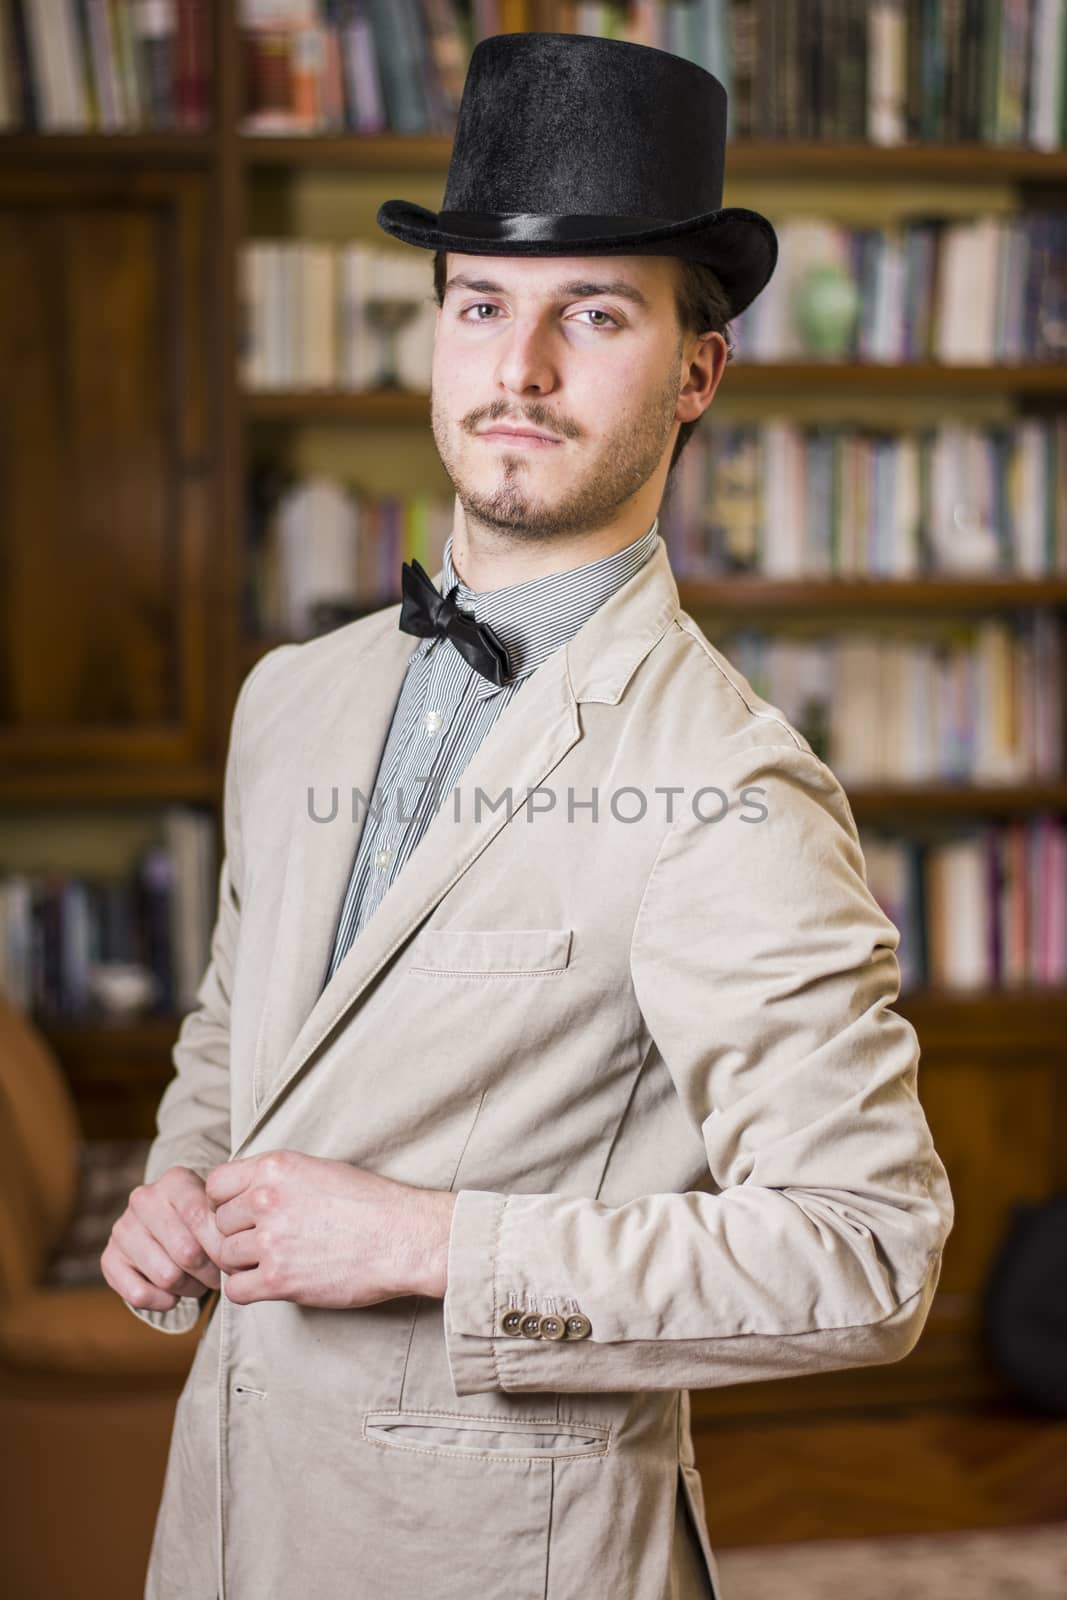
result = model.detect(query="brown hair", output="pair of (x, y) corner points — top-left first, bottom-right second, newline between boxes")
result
(430, 250), (733, 478)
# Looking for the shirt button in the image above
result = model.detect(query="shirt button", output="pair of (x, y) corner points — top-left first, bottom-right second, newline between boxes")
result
(374, 846), (392, 870)
(424, 710), (442, 734)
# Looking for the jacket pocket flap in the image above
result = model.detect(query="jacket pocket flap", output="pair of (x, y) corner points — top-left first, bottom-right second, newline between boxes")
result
(409, 927), (572, 975)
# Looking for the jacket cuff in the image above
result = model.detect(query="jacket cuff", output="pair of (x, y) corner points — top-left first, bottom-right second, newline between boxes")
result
(442, 1188), (507, 1395)
(121, 1288), (211, 1335)
(442, 1189), (596, 1397)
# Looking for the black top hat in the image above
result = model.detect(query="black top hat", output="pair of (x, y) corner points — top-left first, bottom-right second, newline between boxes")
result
(376, 31), (778, 321)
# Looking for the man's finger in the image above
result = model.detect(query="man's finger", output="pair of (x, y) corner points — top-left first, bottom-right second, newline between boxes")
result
(223, 1267), (269, 1305)
(210, 1193), (258, 1237)
(217, 1228), (259, 1274)
(204, 1158), (257, 1207)
(102, 1238), (202, 1309)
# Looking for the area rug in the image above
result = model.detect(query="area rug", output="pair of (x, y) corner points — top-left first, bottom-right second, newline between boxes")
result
(713, 1522), (1067, 1600)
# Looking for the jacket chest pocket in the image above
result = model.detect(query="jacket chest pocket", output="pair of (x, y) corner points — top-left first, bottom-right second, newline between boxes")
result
(408, 927), (572, 978)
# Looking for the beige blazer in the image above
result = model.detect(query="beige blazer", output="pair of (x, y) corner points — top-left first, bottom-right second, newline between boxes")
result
(125, 536), (954, 1600)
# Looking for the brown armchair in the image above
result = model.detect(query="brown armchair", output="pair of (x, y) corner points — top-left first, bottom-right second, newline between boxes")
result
(0, 997), (210, 1600)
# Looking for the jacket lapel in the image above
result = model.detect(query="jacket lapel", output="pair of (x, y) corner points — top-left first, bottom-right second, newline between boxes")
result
(244, 610), (416, 1131)
(234, 539), (680, 1153)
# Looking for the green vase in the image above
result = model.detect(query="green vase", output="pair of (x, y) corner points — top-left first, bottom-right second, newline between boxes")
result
(794, 263), (860, 357)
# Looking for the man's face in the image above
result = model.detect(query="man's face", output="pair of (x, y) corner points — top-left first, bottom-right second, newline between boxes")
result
(430, 253), (700, 542)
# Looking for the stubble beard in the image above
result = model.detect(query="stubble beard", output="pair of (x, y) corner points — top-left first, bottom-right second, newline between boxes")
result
(430, 342), (684, 543)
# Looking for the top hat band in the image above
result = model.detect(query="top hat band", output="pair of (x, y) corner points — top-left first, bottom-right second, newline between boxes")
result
(437, 210), (670, 242)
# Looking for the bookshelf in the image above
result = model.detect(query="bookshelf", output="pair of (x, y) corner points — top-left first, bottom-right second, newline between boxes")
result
(2, 2), (1066, 1437)
(240, 362), (1067, 403)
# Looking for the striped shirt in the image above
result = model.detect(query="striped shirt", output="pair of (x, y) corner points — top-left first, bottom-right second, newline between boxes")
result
(321, 515), (661, 989)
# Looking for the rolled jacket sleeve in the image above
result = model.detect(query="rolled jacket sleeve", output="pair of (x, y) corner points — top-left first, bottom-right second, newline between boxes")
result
(442, 742), (955, 1396)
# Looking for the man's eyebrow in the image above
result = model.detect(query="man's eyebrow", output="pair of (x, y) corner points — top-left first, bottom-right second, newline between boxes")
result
(444, 273), (651, 310)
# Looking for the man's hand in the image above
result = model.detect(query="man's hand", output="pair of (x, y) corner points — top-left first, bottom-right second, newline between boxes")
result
(102, 1165), (225, 1312)
(204, 1150), (457, 1309)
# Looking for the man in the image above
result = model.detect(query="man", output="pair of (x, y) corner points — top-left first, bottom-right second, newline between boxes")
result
(103, 33), (954, 1600)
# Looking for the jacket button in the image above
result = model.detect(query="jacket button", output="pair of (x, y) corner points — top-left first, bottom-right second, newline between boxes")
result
(499, 1308), (525, 1336)
(520, 1313), (543, 1338)
(564, 1313), (592, 1339)
(539, 1314), (566, 1340)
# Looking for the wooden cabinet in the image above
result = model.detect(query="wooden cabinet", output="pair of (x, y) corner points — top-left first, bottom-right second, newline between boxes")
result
(0, 167), (219, 796)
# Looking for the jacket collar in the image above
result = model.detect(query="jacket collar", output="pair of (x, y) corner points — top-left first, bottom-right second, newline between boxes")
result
(409, 516), (661, 692)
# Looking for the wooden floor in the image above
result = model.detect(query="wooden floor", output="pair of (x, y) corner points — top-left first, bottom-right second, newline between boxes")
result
(693, 1402), (1067, 1544)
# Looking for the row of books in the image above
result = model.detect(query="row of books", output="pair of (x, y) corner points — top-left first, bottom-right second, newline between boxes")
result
(238, 0), (1067, 149)
(0, 0), (212, 132)
(238, 211), (1067, 397)
(861, 815), (1067, 991)
(6, 0), (1065, 146)
(664, 416), (1067, 580)
(0, 806), (216, 1021)
(736, 213), (1067, 365)
(244, 471), (449, 635)
(720, 614), (1064, 784)
(729, 0), (1067, 147)
(242, 0), (464, 135)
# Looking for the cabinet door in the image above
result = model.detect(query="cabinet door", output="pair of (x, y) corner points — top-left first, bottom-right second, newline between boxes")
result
(0, 169), (216, 792)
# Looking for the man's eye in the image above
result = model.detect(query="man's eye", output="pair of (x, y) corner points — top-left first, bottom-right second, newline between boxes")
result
(459, 304), (620, 328)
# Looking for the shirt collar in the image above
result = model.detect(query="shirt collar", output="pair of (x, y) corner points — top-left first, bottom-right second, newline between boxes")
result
(412, 516), (661, 696)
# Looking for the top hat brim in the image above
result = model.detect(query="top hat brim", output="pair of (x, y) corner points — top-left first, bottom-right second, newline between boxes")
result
(376, 200), (778, 321)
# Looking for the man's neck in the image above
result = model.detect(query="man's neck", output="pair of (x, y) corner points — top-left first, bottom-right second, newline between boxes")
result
(449, 516), (662, 593)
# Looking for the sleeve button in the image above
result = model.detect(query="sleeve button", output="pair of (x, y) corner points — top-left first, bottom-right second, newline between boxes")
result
(520, 1313), (543, 1338)
(564, 1313), (592, 1339)
(539, 1314), (566, 1340)
(499, 1308), (525, 1336)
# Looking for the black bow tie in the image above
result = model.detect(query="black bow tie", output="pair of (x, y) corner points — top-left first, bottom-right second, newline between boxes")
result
(398, 558), (511, 686)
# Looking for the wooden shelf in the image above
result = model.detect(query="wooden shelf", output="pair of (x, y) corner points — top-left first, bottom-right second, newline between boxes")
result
(246, 388), (430, 424)
(723, 362), (1067, 395)
(0, 767), (222, 807)
(897, 985), (1067, 1050)
(682, 576), (1067, 611)
(239, 133), (1067, 182)
(725, 141), (1067, 181)
(40, 1013), (183, 1109)
(40, 1013), (182, 1062)
(243, 365), (1067, 424)
(39, 1014), (184, 1136)
(13, 131), (1062, 181)
(0, 131), (216, 164)
(847, 782), (1067, 818)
